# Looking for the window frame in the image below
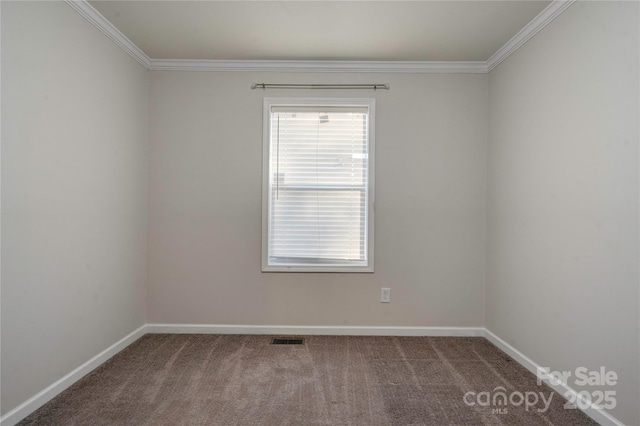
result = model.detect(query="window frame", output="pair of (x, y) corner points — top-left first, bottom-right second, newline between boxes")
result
(261, 97), (375, 273)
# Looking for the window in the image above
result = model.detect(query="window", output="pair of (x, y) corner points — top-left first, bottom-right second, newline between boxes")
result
(262, 98), (375, 272)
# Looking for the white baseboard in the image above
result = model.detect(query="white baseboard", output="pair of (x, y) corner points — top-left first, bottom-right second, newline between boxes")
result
(145, 323), (485, 337)
(2, 325), (623, 426)
(0, 325), (147, 426)
(483, 329), (623, 426)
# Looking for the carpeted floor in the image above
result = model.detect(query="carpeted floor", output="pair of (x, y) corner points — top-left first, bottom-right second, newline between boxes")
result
(19, 334), (597, 425)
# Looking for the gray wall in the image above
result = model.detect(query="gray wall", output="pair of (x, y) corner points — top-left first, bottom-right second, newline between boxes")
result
(486, 2), (639, 424)
(148, 71), (488, 327)
(1, 1), (148, 415)
(3, 1), (638, 424)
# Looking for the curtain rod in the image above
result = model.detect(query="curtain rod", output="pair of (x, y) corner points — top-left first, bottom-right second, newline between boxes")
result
(251, 83), (390, 90)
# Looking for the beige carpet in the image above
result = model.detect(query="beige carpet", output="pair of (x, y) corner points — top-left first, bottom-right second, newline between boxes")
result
(19, 334), (597, 425)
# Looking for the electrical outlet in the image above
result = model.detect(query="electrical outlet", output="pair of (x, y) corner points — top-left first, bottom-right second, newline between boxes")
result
(381, 288), (391, 303)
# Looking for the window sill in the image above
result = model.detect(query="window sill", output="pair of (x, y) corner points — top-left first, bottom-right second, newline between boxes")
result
(262, 264), (374, 273)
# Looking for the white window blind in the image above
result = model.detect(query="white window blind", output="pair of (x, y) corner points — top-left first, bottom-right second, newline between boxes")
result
(262, 98), (375, 272)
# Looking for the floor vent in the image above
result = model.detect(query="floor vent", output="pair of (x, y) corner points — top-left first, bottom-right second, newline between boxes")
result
(271, 338), (305, 345)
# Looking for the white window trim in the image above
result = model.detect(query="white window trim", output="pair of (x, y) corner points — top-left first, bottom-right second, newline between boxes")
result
(261, 97), (375, 273)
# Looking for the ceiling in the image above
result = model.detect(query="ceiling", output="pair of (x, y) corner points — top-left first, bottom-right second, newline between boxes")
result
(88, 1), (551, 62)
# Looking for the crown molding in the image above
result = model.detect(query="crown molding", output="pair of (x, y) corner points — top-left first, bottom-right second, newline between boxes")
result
(486, 0), (576, 72)
(149, 59), (488, 73)
(64, 0), (151, 69)
(66, 0), (574, 74)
